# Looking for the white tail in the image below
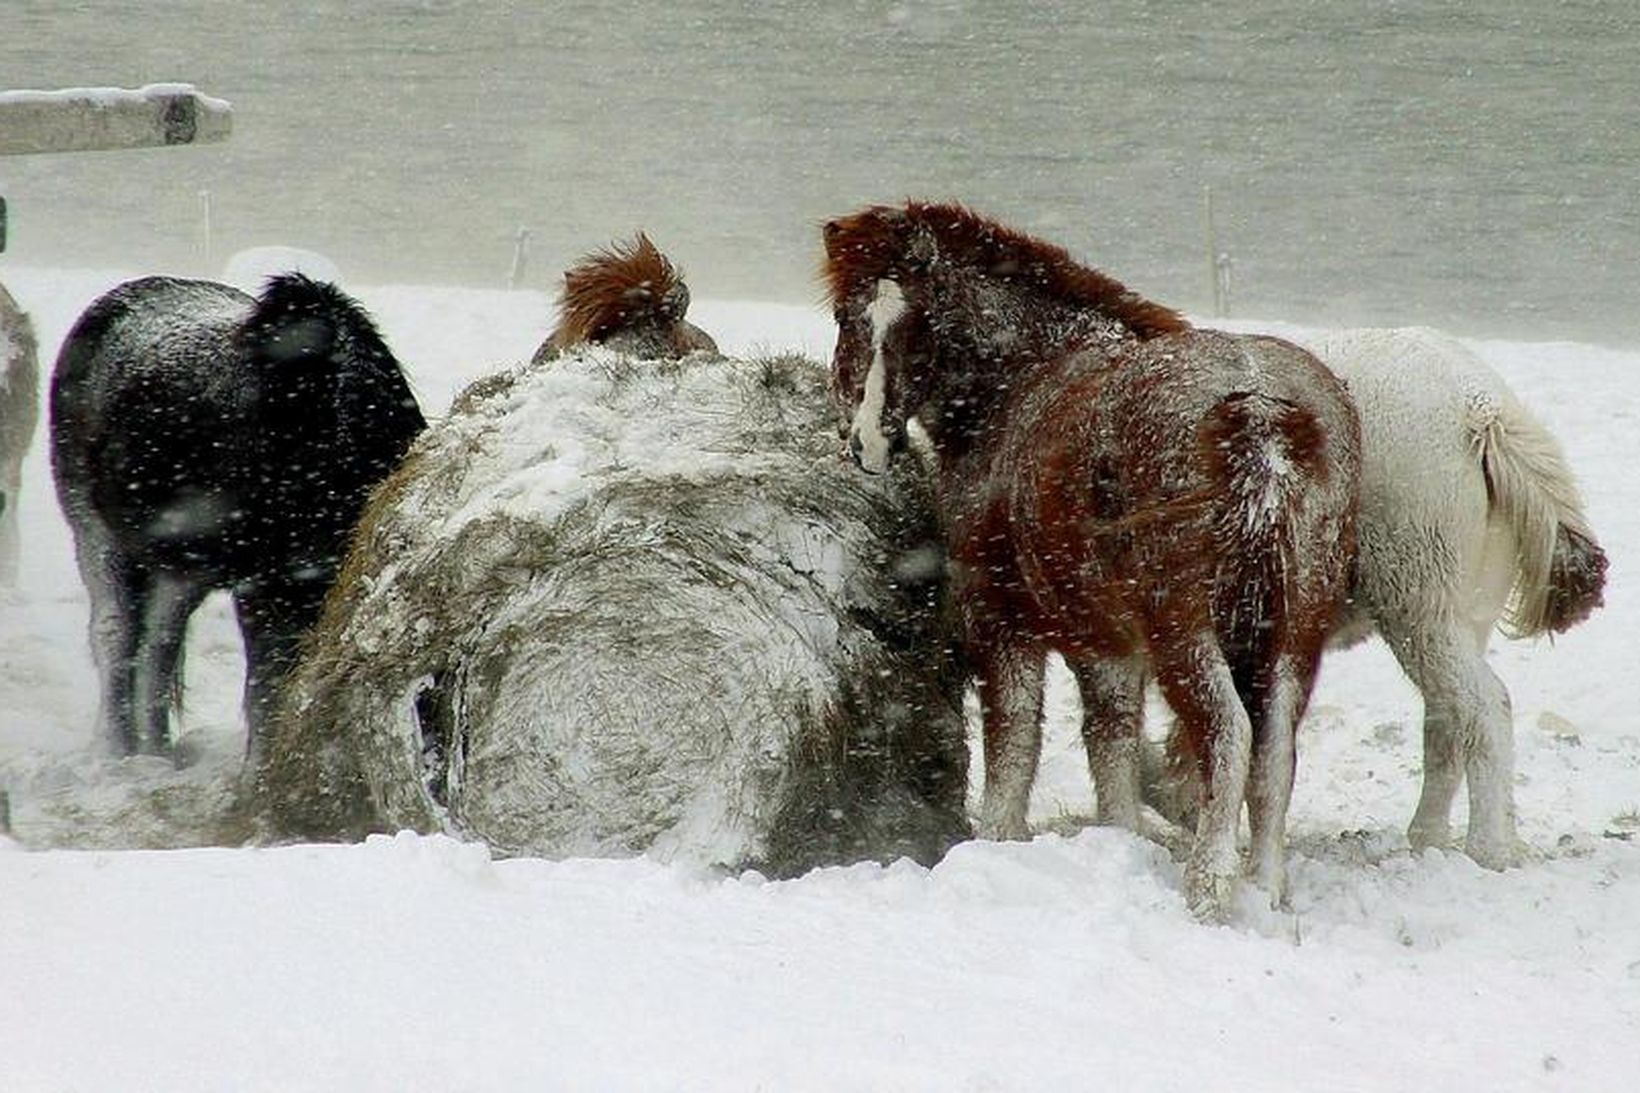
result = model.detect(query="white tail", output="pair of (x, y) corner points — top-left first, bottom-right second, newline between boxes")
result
(1471, 389), (1606, 637)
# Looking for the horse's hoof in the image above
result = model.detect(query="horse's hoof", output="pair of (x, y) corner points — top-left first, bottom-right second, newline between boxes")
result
(976, 818), (1032, 842)
(1136, 807), (1192, 856)
(1464, 836), (1524, 871)
(1406, 821), (1454, 854)
(1184, 864), (1237, 924)
(1248, 863), (1288, 911)
(1094, 801), (1142, 832)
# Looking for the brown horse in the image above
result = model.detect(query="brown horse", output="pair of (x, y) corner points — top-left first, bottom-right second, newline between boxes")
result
(531, 233), (719, 365)
(823, 202), (1361, 919)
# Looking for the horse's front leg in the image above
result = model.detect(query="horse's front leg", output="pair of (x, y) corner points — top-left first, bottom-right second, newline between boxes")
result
(974, 642), (1047, 841)
(233, 575), (328, 763)
(1067, 654), (1145, 831)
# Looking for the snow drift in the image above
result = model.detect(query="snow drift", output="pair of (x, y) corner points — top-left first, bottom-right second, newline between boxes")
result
(3, 269), (1638, 1090)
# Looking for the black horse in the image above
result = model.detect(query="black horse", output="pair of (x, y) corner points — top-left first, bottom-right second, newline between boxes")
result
(51, 274), (425, 758)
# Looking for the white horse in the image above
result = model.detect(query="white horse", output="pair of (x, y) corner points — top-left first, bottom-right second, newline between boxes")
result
(1150, 327), (1606, 868)
(0, 283), (38, 588)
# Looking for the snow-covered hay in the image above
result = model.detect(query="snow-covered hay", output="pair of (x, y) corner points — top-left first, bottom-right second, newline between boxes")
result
(0, 281), (39, 587)
(256, 348), (970, 876)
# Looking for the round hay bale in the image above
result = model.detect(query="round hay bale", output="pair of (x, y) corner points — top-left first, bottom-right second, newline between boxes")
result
(257, 349), (970, 876)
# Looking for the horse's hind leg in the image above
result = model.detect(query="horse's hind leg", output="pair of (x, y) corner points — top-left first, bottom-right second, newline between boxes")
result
(974, 642), (1047, 841)
(129, 572), (209, 755)
(71, 519), (144, 754)
(1407, 687), (1463, 853)
(1067, 654), (1145, 831)
(1244, 656), (1314, 909)
(1153, 633), (1252, 922)
(1393, 624), (1518, 867)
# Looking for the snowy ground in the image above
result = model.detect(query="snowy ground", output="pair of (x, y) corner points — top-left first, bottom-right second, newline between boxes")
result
(2, 267), (1637, 1090)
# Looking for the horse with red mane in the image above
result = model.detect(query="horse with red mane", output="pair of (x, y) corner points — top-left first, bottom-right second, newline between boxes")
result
(532, 233), (718, 364)
(823, 202), (1361, 919)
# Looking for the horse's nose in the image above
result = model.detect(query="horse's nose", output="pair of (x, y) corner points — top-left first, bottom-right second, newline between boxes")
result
(847, 431), (864, 466)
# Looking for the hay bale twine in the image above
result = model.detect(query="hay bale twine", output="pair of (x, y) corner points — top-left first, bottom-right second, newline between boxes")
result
(258, 349), (969, 875)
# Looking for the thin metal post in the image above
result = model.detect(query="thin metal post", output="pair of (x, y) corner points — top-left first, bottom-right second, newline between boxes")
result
(198, 189), (213, 271)
(1203, 184), (1218, 316)
(507, 226), (533, 290)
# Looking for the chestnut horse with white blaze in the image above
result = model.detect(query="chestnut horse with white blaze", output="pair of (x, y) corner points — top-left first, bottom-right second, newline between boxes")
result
(823, 202), (1361, 919)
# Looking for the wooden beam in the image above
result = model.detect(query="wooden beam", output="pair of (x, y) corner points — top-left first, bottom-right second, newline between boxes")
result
(0, 83), (232, 156)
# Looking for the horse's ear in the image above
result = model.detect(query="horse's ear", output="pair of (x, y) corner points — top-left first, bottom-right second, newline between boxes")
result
(822, 219), (847, 258)
(906, 223), (938, 271)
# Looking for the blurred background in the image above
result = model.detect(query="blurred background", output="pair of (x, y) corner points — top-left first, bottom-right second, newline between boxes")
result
(2, 0), (1635, 342)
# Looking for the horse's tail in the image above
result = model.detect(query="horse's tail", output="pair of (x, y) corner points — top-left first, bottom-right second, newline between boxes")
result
(1199, 390), (1351, 673)
(1141, 383), (1353, 825)
(1473, 390), (1607, 637)
(239, 274), (425, 477)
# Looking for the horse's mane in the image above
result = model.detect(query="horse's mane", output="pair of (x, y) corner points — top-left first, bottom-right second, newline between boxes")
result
(823, 201), (1189, 340)
(241, 273), (397, 369)
(238, 273), (424, 467)
(254, 272), (370, 321)
(548, 233), (691, 351)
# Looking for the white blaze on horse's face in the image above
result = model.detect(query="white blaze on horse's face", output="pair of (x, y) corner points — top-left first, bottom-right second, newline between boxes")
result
(849, 279), (906, 474)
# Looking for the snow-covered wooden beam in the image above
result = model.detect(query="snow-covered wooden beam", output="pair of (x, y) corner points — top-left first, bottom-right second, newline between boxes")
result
(0, 83), (232, 156)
